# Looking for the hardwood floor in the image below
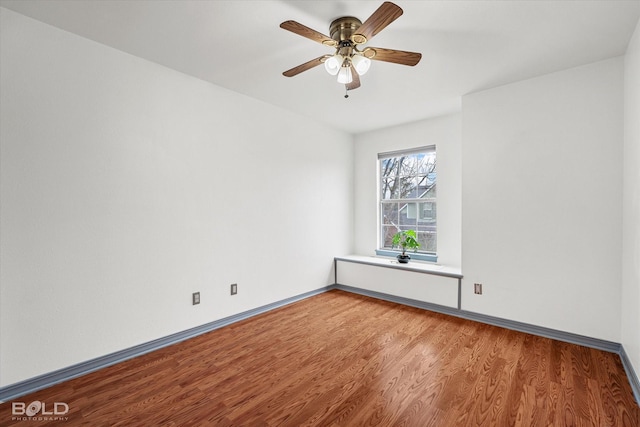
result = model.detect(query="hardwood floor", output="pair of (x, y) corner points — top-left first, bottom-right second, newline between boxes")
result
(2, 290), (638, 426)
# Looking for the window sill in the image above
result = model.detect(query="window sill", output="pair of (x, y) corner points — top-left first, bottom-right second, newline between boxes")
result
(335, 254), (462, 279)
(375, 249), (438, 263)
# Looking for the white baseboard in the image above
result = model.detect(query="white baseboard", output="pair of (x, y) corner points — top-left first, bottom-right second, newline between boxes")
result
(2, 284), (638, 406)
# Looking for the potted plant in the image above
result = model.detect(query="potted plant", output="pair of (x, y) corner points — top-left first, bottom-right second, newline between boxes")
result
(392, 229), (420, 263)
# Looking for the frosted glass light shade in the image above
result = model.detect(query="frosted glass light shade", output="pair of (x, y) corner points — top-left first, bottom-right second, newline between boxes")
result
(337, 66), (353, 84)
(351, 55), (371, 75)
(324, 55), (343, 75)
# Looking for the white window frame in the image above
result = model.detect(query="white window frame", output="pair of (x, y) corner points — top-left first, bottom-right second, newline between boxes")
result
(376, 146), (437, 263)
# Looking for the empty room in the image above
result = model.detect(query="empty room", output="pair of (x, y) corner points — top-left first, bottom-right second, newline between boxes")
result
(1, 0), (640, 425)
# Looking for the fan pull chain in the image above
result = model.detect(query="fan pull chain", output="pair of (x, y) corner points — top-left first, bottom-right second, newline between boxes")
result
(344, 86), (349, 98)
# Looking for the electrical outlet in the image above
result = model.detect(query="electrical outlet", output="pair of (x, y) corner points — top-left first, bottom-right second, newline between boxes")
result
(230, 283), (237, 295)
(192, 292), (200, 305)
(474, 283), (483, 295)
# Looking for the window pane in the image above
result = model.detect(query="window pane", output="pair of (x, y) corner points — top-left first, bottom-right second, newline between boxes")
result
(416, 229), (437, 253)
(420, 180), (436, 198)
(417, 152), (436, 174)
(418, 201), (436, 223)
(399, 202), (418, 228)
(412, 176), (428, 198)
(394, 177), (415, 199)
(380, 177), (395, 199)
(418, 154), (436, 198)
(380, 157), (401, 179)
(381, 202), (399, 227)
(402, 155), (418, 177)
(380, 158), (393, 173)
(397, 177), (415, 199)
(381, 226), (398, 248)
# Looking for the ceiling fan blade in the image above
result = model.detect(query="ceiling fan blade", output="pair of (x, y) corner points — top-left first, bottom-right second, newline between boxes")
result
(351, 2), (403, 44)
(283, 56), (327, 77)
(280, 20), (337, 47)
(346, 65), (361, 91)
(364, 47), (422, 66)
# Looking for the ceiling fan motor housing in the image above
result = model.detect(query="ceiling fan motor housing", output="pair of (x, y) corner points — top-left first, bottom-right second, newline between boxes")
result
(329, 17), (364, 44)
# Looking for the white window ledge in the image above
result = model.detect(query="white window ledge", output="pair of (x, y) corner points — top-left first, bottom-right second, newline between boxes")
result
(334, 255), (462, 279)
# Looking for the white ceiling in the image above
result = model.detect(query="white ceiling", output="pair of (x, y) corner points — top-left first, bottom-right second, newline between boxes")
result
(1, 0), (639, 134)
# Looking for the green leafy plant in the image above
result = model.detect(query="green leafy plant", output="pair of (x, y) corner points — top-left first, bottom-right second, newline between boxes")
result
(392, 229), (420, 256)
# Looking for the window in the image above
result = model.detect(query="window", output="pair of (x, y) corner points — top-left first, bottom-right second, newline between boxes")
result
(377, 146), (437, 261)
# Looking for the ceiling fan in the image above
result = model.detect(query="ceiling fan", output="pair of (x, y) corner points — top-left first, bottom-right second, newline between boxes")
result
(280, 1), (422, 96)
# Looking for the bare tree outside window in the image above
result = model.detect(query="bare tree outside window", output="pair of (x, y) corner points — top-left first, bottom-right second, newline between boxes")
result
(380, 147), (436, 254)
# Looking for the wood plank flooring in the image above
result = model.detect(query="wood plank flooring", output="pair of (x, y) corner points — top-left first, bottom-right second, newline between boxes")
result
(2, 290), (638, 426)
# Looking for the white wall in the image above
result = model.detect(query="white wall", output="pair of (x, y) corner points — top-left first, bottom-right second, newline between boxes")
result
(353, 114), (462, 269)
(336, 259), (459, 308)
(622, 18), (640, 381)
(462, 58), (624, 341)
(0, 8), (353, 387)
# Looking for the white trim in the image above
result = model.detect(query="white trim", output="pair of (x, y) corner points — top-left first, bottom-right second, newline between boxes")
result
(3, 283), (636, 406)
(378, 145), (436, 159)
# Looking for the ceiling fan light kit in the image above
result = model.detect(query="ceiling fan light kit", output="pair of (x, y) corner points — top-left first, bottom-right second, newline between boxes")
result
(351, 54), (371, 75)
(337, 65), (353, 84)
(280, 1), (422, 95)
(324, 54), (343, 75)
